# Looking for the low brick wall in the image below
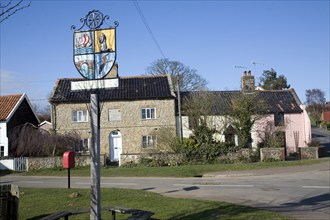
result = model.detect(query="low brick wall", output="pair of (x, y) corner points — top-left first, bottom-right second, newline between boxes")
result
(260, 148), (285, 162)
(299, 147), (319, 160)
(26, 155), (105, 171)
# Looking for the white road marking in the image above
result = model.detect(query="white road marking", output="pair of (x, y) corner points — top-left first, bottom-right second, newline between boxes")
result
(302, 186), (330, 189)
(21, 181), (44, 184)
(102, 183), (138, 186)
(174, 184), (254, 187)
(75, 182), (137, 186)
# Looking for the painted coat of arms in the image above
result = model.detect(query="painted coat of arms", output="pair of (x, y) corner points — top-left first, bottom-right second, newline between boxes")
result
(72, 10), (118, 80)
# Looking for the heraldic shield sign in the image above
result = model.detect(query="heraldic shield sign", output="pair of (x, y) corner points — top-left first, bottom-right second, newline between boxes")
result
(72, 10), (118, 80)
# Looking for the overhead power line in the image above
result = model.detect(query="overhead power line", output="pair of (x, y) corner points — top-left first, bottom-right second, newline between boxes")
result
(132, 0), (166, 58)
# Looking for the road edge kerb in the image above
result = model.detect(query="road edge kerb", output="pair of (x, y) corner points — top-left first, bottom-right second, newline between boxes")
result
(202, 159), (330, 178)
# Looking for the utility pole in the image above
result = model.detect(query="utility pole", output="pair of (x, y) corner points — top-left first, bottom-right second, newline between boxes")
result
(176, 74), (183, 144)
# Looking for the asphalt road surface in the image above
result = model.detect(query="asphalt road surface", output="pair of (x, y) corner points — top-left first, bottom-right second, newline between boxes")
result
(1, 160), (329, 220)
(312, 127), (330, 156)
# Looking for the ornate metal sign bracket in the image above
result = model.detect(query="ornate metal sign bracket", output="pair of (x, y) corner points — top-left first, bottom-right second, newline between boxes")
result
(71, 10), (119, 80)
(71, 10), (118, 31)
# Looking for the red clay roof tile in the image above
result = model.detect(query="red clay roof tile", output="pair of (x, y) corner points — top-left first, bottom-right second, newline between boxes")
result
(0, 94), (23, 121)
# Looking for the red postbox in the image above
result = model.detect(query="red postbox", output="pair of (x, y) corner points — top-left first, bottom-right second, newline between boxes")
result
(63, 151), (75, 169)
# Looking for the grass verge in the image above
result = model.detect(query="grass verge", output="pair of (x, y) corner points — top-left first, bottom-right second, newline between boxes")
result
(18, 159), (326, 177)
(19, 187), (292, 220)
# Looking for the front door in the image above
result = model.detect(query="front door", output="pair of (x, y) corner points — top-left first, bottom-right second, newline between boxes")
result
(110, 131), (122, 162)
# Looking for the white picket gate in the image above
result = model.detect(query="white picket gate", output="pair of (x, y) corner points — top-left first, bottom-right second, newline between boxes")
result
(13, 157), (27, 172)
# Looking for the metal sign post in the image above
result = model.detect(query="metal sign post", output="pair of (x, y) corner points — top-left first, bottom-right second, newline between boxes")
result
(90, 93), (101, 219)
(71, 10), (119, 220)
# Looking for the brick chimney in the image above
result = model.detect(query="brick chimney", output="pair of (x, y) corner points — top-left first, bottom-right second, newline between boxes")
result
(241, 70), (255, 93)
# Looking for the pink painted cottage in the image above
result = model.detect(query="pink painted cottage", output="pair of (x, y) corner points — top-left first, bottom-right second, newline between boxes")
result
(179, 72), (311, 155)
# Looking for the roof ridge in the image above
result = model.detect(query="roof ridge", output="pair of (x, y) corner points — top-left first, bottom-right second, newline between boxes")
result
(120, 75), (167, 79)
(184, 90), (241, 93)
(258, 89), (291, 92)
(58, 75), (168, 81)
(0, 93), (24, 98)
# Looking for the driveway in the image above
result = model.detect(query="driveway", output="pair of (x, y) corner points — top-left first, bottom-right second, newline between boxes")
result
(1, 159), (329, 220)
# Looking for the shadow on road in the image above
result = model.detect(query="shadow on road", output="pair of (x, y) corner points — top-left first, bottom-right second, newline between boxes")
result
(258, 193), (330, 219)
(0, 170), (14, 177)
(282, 193), (330, 211)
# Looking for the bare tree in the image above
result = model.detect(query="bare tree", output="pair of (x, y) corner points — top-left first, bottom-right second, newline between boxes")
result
(226, 93), (266, 148)
(149, 127), (176, 151)
(182, 92), (222, 130)
(9, 123), (79, 157)
(305, 88), (326, 124)
(31, 102), (51, 122)
(0, 0), (31, 23)
(146, 58), (208, 92)
(38, 104), (51, 122)
(256, 118), (288, 148)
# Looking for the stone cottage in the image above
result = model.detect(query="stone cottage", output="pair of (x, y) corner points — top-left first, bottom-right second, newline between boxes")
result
(49, 75), (176, 165)
(49, 71), (311, 164)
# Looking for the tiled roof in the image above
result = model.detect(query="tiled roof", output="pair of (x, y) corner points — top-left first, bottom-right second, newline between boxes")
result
(0, 94), (23, 121)
(50, 75), (175, 103)
(181, 89), (303, 115)
(257, 90), (302, 113)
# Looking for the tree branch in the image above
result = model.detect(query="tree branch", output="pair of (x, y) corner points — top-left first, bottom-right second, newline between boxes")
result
(0, 0), (31, 23)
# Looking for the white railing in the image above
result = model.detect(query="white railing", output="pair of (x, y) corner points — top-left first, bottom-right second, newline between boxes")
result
(0, 157), (27, 171)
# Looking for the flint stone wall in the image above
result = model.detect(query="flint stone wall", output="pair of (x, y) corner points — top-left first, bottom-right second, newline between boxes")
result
(260, 148), (285, 162)
(217, 149), (253, 163)
(26, 155), (105, 171)
(121, 153), (182, 166)
(299, 147), (319, 159)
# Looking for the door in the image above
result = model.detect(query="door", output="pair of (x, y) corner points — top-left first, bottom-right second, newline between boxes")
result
(110, 131), (122, 162)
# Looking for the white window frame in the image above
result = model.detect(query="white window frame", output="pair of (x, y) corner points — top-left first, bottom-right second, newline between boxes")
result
(76, 138), (89, 152)
(141, 108), (156, 120)
(142, 135), (157, 148)
(72, 110), (88, 122)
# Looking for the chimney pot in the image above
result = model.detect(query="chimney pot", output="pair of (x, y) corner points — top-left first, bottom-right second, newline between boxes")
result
(241, 70), (255, 93)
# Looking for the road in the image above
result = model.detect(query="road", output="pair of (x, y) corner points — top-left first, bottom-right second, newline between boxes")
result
(1, 128), (329, 219)
(312, 127), (330, 156)
(1, 160), (329, 220)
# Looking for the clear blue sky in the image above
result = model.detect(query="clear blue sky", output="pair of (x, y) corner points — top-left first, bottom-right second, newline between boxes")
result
(1, 0), (329, 109)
